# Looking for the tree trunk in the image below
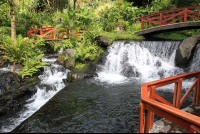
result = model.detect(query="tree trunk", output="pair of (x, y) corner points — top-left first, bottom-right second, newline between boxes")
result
(9, 0), (17, 41)
(11, 10), (16, 42)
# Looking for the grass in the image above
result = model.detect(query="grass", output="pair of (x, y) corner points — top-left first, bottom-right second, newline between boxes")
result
(155, 32), (189, 40)
(100, 32), (145, 44)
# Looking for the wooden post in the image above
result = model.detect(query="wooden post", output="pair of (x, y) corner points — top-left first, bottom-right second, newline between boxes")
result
(176, 78), (182, 109)
(160, 13), (162, 26)
(193, 76), (199, 106)
(184, 8), (187, 22)
(149, 86), (156, 128)
(149, 19), (151, 28)
(139, 102), (144, 133)
(173, 82), (178, 107)
(197, 74), (200, 105)
(141, 18), (144, 30)
(144, 109), (151, 133)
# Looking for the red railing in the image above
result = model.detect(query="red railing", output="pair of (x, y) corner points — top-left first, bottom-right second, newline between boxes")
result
(27, 27), (81, 40)
(136, 5), (200, 30)
(139, 71), (200, 133)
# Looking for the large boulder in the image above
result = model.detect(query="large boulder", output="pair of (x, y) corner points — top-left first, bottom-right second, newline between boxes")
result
(175, 33), (200, 68)
(96, 36), (111, 47)
(57, 49), (76, 70)
(0, 72), (38, 116)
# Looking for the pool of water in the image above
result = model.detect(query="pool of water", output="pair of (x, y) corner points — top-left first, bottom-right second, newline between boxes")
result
(12, 77), (193, 133)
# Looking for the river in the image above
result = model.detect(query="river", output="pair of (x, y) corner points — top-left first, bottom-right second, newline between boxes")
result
(1, 40), (199, 133)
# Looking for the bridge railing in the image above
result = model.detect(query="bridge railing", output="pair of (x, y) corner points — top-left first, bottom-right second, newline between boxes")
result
(139, 71), (200, 133)
(27, 27), (81, 40)
(136, 5), (200, 30)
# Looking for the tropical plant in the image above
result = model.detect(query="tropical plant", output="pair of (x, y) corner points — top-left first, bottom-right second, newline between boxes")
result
(53, 39), (76, 52)
(0, 35), (48, 78)
(19, 54), (49, 78)
(55, 8), (79, 42)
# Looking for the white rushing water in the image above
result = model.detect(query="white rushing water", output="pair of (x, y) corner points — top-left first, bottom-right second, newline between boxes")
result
(1, 52), (70, 133)
(96, 41), (194, 90)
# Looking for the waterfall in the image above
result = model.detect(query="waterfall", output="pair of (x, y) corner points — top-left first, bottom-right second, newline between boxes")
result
(0, 51), (70, 133)
(97, 41), (185, 82)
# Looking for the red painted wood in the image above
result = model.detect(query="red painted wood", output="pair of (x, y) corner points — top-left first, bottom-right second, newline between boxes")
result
(136, 5), (200, 31)
(184, 8), (188, 22)
(141, 18), (144, 30)
(160, 13), (162, 26)
(142, 98), (200, 132)
(190, 125), (200, 133)
(136, 5), (200, 20)
(155, 94), (173, 107)
(180, 79), (198, 106)
(173, 82), (178, 107)
(139, 102), (144, 133)
(27, 27), (82, 41)
(167, 16), (184, 25)
(140, 71), (200, 133)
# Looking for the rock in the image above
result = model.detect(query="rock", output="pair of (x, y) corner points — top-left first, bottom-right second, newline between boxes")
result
(115, 24), (126, 34)
(67, 71), (98, 82)
(57, 49), (76, 70)
(96, 36), (111, 47)
(175, 33), (200, 68)
(0, 72), (38, 116)
(10, 64), (23, 74)
(121, 63), (140, 77)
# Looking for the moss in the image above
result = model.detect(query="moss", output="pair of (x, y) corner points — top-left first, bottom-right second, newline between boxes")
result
(154, 32), (189, 40)
(100, 32), (145, 43)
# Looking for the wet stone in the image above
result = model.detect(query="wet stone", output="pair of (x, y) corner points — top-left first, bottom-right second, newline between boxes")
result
(154, 120), (164, 127)
(162, 125), (171, 133)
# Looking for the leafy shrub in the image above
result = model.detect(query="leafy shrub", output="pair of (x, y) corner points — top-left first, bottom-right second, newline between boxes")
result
(19, 54), (49, 79)
(0, 35), (49, 78)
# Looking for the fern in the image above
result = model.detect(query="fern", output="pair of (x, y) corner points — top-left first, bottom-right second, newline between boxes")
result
(19, 54), (50, 79)
(0, 35), (47, 77)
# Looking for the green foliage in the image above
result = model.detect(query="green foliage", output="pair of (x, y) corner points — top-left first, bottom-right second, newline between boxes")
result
(0, 27), (11, 42)
(0, 35), (49, 78)
(53, 39), (76, 52)
(19, 54), (49, 79)
(55, 8), (79, 41)
(74, 24), (103, 63)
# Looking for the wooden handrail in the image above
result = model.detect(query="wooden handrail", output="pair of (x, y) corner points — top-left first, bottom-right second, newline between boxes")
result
(136, 5), (200, 20)
(27, 27), (82, 41)
(135, 5), (200, 30)
(139, 71), (200, 133)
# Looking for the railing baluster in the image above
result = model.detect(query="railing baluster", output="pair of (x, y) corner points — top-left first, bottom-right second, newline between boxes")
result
(149, 19), (151, 28)
(184, 8), (188, 22)
(176, 78), (183, 109)
(139, 102), (144, 133)
(150, 86), (156, 128)
(141, 18), (144, 30)
(160, 13), (162, 26)
(144, 109), (151, 133)
(193, 77), (198, 105)
(173, 81), (178, 107)
(196, 75), (200, 105)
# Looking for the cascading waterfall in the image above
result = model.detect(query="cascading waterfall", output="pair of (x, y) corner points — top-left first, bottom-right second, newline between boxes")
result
(97, 41), (183, 81)
(96, 41), (195, 91)
(0, 51), (70, 133)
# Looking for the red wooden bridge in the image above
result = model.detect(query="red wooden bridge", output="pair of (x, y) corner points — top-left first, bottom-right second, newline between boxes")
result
(139, 71), (200, 133)
(27, 27), (81, 41)
(135, 5), (200, 36)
